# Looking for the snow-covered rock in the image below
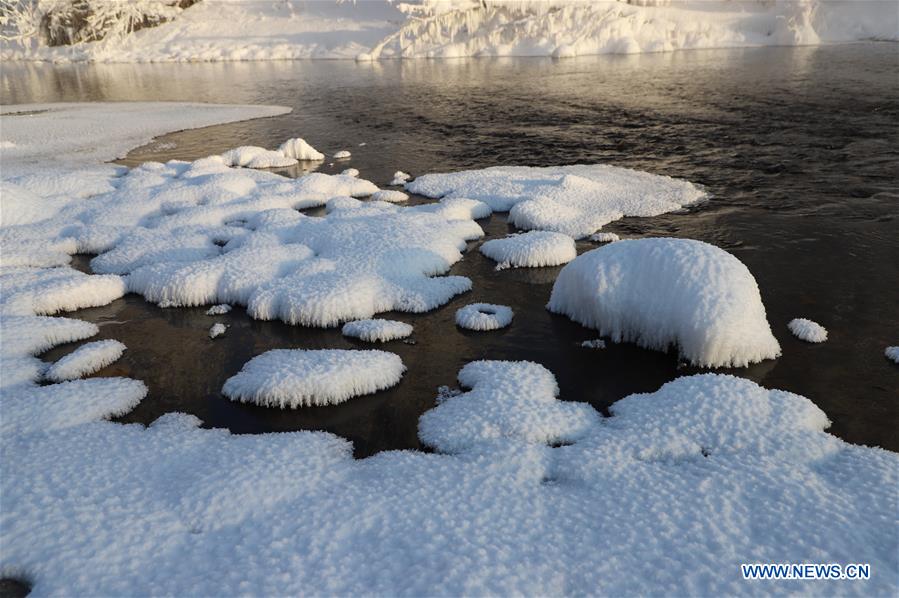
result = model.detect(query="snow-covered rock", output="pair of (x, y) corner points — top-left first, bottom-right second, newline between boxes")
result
(206, 304), (232, 315)
(408, 164), (706, 238)
(455, 303), (514, 331)
(278, 137), (324, 161)
(589, 231), (620, 243)
(370, 189), (409, 203)
(547, 238), (780, 367)
(788, 318), (828, 343)
(885, 346), (899, 364)
(222, 349), (405, 408)
(209, 323), (228, 339)
(44, 339), (126, 382)
(342, 319), (413, 342)
(480, 231), (576, 269)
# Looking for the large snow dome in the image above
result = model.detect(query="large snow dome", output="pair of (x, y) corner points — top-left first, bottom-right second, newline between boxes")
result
(547, 238), (781, 367)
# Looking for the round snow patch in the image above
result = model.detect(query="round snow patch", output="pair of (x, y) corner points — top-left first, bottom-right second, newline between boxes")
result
(455, 303), (514, 331)
(209, 323), (228, 339)
(370, 190), (409, 203)
(342, 319), (413, 342)
(788, 318), (828, 343)
(222, 349), (405, 408)
(480, 231), (576, 269)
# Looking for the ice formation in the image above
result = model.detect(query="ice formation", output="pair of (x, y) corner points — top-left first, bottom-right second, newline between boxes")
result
(208, 323), (228, 339)
(408, 164), (706, 238)
(370, 189), (409, 203)
(581, 339), (606, 349)
(480, 231), (576, 269)
(548, 238), (781, 367)
(205, 304), (232, 315)
(589, 231), (620, 243)
(885, 346), (899, 364)
(222, 349), (406, 408)
(278, 137), (325, 161)
(342, 319), (414, 342)
(455, 303), (514, 331)
(334, 150), (352, 159)
(788, 318), (828, 343)
(390, 171), (412, 185)
(44, 339), (127, 382)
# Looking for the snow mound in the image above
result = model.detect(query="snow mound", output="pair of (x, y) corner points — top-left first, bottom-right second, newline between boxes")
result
(341, 168), (360, 177)
(788, 318), (828, 343)
(44, 340), (126, 382)
(885, 346), (899, 364)
(221, 146), (298, 169)
(390, 171), (412, 185)
(407, 164), (706, 238)
(222, 349), (405, 408)
(0, 267), (126, 317)
(333, 150), (352, 159)
(547, 238), (780, 367)
(278, 138), (324, 161)
(480, 231), (576, 269)
(206, 304), (232, 315)
(455, 303), (514, 331)
(590, 231), (620, 243)
(209, 323), (228, 339)
(370, 190), (409, 203)
(342, 319), (413, 342)
(581, 339), (606, 349)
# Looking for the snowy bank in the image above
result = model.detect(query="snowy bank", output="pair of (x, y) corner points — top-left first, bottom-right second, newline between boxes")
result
(222, 349), (406, 408)
(547, 238), (781, 367)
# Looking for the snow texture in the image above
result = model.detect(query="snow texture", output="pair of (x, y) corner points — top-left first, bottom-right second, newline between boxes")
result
(589, 231), (620, 243)
(408, 164), (707, 238)
(788, 318), (828, 343)
(548, 238), (781, 367)
(4, 1), (896, 63)
(208, 323), (228, 339)
(480, 231), (576, 269)
(342, 319), (414, 342)
(220, 146), (298, 169)
(455, 303), (514, 331)
(581, 339), (606, 349)
(278, 137), (324, 161)
(44, 339), (127, 382)
(222, 349), (406, 408)
(885, 346), (899, 364)
(205, 304), (232, 315)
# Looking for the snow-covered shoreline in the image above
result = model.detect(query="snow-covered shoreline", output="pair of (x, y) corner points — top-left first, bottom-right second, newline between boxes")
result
(2, 0), (896, 64)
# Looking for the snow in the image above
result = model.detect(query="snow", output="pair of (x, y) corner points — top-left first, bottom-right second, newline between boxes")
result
(885, 346), (899, 364)
(370, 189), (409, 203)
(278, 137), (324, 161)
(1, 102), (291, 176)
(788, 318), (828, 343)
(4, 1), (895, 63)
(342, 319), (414, 342)
(220, 146), (298, 169)
(44, 339), (127, 383)
(390, 171), (412, 185)
(333, 150), (352, 159)
(3, 359), (896, 595)
(589, 231), (620, 243)
(581, 339), (606, 349)
(341, 168), (360, 177)
(408, 164), (707, 238)
(222, 349), (405, 408)
(480, 231), (576, 269)
(208, 323), (228, 339)
(205, 304), (232, 315)
(547, 238), (781, 367)
(455, 303), (514, 331)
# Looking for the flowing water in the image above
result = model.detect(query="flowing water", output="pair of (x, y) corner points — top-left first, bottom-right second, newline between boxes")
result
(3, 44), (897, 457)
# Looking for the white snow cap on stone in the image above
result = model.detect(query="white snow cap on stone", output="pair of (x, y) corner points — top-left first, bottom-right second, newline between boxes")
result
(884, 346), (899, 364)
(278, 138), (324, 161)
(222, 349), (405, 408)
(44, 339), (126, 382)
(342, 319), (413, 342)
(455, 303), (514, 331)
(333, 150), (352, 159)
(390, 171), (412, 185)
(221, 146), (298, 169)
(408, 164), (706, 238)
(548, 238), (780, 367)
(480, 231), (576, 269)
(788, 318), (828, 343)
(206, 304), (232, 315)
(590, 231), (620, 243)
(370, 189), (409, 203)
(209, 323), (228, 339)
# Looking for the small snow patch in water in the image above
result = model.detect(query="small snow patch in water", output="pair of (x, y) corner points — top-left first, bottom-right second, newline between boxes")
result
(341, 168), (360, 177)
(480, 231), (576, 269)
(370, 190), (409, 203)
(221, 146), (297, 169)
(222, 349), (405, 408)
(44, 339), (126, 382)
(390, 171), (411, 185)
(206, 304), (232, 316)
(333, 150), (352, 159)
(455, 303), (514, 331)
(589, 232), (620, 243)
(788, 318), (828, 343)
(884, 346), (899, 364)
(342, 319), (413, 342)
(581, 339), (606, 349)
(209, 323), (228, 339)
(278, 138), (324, 161)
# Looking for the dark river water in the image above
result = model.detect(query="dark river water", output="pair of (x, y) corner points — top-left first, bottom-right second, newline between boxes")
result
(3, 44), (898, 457)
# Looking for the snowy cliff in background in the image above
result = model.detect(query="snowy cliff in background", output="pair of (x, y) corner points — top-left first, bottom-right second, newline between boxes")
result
(2, 0), (896, 63)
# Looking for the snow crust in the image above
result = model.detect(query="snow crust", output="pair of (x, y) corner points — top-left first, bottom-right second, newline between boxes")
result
(408, 164), (707, 238)
(222, 349), (406, 408)
(5, 1), (896, 63)
(480, 231), (576, 269)
(44, 339), (127, 382)
(455, 303), (514, 331)
(788, 318), (828, 343)
(342, 319), (414, 342)
(548, 238), (781, 367)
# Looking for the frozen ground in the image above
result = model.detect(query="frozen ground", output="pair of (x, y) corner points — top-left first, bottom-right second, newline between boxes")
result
(2, 1), (896, 63)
